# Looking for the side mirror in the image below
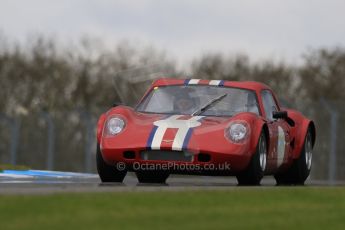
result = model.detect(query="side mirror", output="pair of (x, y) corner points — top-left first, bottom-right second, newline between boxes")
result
(272, 111), (288, 120)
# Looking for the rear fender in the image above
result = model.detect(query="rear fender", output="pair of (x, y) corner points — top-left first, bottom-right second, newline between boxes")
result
(286, 109), (316, 159)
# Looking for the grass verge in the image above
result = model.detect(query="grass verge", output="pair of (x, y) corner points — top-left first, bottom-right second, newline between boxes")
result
(0, 187), (344, 230)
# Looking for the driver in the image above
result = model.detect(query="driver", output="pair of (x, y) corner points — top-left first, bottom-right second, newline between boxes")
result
(174, 94), (199, 114)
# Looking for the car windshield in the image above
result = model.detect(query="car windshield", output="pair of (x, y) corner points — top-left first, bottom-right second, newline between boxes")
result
(136, 85), (260, 116)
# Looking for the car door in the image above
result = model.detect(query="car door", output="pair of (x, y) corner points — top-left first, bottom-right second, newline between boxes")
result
(261, 90), (291, 172)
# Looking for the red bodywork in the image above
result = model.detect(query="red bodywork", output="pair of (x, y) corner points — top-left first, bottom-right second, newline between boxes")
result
(97, 78), (315, 175)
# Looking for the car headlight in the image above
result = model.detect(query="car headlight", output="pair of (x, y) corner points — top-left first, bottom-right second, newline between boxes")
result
(105, 116), (126, 135)
(225, 121), (250, 143)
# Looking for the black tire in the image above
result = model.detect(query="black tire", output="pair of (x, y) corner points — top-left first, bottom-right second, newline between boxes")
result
(136, 171), (169, 184)
(96, 144), (127, 182)
(274, 128), (313, 185)
(236, 131), (267, 185)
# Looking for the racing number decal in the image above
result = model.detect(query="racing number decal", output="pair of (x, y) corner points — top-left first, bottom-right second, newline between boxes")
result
(277, 126), (286, 167)
(147, 115), (204, 151)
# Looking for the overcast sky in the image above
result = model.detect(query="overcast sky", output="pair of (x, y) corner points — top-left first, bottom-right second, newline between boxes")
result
(1, 0), (345, 65)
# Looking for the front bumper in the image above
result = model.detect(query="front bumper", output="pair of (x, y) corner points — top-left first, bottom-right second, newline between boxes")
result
(101, 144), (253, 175)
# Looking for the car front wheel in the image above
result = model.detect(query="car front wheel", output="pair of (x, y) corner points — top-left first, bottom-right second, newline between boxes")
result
(96, 143), (127, 183)
(236, 131), (267, 185)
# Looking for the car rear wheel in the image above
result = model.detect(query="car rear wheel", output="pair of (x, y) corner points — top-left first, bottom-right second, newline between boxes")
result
(96, 143), (127, 183)
(236, 131), (267, 185)
(274, 128), (313, 185)
(136, 171), (169, 184)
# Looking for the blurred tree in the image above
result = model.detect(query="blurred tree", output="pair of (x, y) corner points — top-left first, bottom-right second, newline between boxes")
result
(191, 53), (295, 104)
(299, 48), (345, 101)
(0, 36), (178, 115)
(191, 53), (250, 80)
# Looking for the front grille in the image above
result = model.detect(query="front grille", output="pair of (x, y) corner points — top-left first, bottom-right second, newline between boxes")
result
(140, 150), (193, 162)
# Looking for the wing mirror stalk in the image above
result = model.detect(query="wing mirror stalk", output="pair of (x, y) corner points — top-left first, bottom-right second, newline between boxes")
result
(272, 111), (295, 126)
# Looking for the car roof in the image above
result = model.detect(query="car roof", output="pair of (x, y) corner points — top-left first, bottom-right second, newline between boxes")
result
(152, 78), (272, 92)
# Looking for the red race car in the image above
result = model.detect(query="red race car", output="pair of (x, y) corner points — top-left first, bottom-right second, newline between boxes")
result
(96, 78), (315, 185)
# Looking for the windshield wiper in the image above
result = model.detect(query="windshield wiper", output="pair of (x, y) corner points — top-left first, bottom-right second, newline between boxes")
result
(191, 93), (227, 116)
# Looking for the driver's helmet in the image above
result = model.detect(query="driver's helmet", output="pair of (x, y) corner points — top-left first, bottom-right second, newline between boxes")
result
(173, 92), (199, 113)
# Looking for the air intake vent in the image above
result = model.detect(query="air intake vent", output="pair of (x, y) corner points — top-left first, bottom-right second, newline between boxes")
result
(198, 153), (211, 162)
(140, 150), (193, 162)
(123, 151), (136, 159)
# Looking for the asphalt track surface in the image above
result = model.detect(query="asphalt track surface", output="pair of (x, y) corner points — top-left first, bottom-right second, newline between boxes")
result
(1, 172), (344, 194)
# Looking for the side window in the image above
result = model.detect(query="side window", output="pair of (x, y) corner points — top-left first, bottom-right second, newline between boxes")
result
(261, 90), (278, 121)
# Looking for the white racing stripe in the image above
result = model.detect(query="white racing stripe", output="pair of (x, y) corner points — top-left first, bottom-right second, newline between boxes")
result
(277, 126), (286, 167)
(152, 115), (203, 150)
(209, 80), (221, 85)
(151, 115), (181, 150)
(172, 116), (204, 151)
(188, 79), (200, 84)
(172, 127), (190, 151)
